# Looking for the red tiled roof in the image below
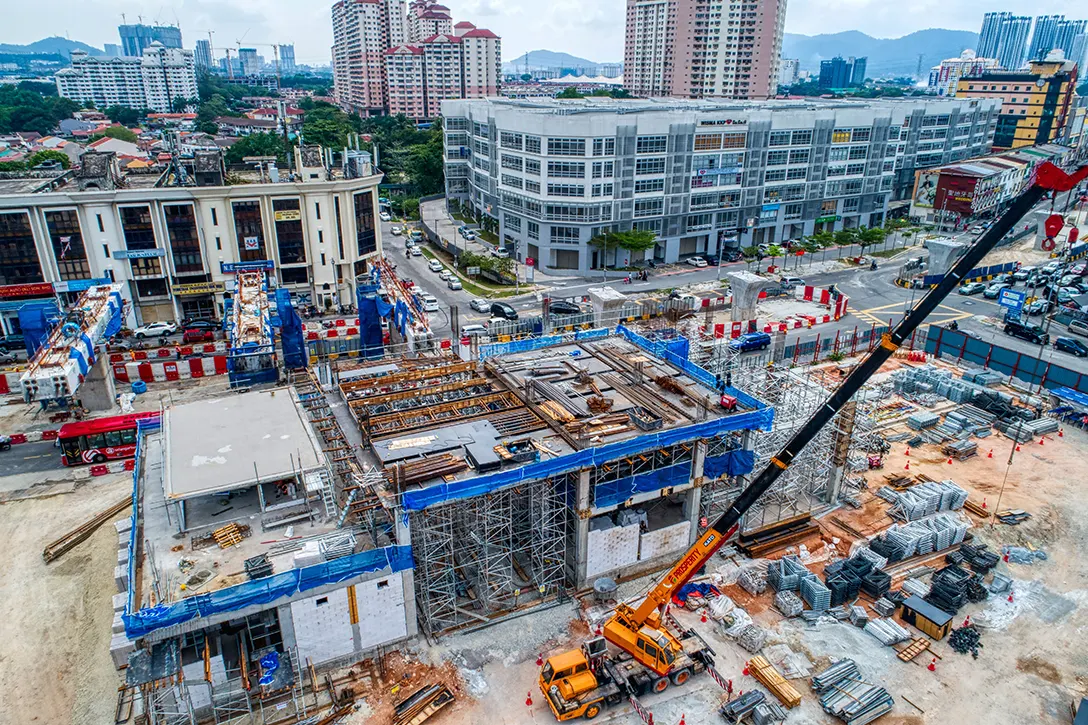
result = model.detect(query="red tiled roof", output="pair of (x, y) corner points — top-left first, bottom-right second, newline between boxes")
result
(422, 33), (460, 43)
(385, 45), (424, 54)
(462, 28), (499, 38)
(454, 21), (475, 27)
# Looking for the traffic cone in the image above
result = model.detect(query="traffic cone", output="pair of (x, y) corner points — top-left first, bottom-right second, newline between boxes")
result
(1003, 551), (1009, 562)
(964, 615), (972, 627)
(536, 653), (543, 667)
(1059, 428), (1064, 437)
(947, 457), (954, 465)
(1016, 444), (1021, 452)
(904, 461), (910, 470)
(743, 661), (750, 676)
(1039, 437), (1045, 446)
(595, 625), (602, 636)
(905, 447), (910, 457)
(526, 692), (533, 707)
(700, 611), (707, 623)
(927, 658), (936, 672)
(987, 449), (993, 458)
(1008, 593), (1014, 603)
(982, 498), (987, 509)
(679, 714), (686, 725)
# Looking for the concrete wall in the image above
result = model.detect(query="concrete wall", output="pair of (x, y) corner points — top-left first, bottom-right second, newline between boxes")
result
(585, 520), (641, 580)
(356, 570), (409, 650)
(290, 587), (357, 666)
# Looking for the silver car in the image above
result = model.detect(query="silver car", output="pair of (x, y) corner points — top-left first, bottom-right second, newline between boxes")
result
(469, 298), (490, 313)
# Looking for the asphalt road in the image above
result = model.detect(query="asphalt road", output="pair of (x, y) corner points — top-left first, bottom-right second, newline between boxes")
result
(2, 438), (63, 475)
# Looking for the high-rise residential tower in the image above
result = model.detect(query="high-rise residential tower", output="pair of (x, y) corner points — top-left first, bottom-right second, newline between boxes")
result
(623, 0), (787, 100)
(194, 39), (212, 70)
(331, 0), (407, 115)
(118, 23), (182, 57)
(976, 12), (1031, 70)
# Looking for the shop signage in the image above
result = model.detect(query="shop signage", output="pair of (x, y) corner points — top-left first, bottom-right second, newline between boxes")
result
(55, 277), (111, 293)
(815, 214), (842, 223)
(274, 209), (302, 222)
(0, 282), (53, 299)
(114, 248), (166, 259)
(221, 260), (275, 273)
(171, 281), (227, 296)
(243, 236), (261, 251)
(699, 119), (747, 126)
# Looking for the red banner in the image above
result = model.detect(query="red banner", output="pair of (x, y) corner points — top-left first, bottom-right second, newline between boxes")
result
(0, 282), (53, 299)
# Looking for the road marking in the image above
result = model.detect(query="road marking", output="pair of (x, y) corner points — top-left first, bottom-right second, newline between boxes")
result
(21, 454), (47, 460)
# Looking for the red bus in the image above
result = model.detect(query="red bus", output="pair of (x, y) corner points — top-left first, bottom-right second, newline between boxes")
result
(58, 411), (161, 466)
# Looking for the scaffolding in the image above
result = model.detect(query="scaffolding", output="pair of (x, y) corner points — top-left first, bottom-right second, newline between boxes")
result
(410, 473), (571, 638)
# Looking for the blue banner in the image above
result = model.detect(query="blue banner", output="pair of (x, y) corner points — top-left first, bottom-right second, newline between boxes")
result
(221, 260), (276, 273)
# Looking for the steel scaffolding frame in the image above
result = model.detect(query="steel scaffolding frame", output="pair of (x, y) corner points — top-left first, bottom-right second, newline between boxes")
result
(410, 474), (570, 638)
(144, 679), (197, 725)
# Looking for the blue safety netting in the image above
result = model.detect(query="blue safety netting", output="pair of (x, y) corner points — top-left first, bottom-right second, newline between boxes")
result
(703, 449), (756, 479)
(479, 327), (610, 360)
(1051, 386), (1088, 409)
(358, 284), (395, 360)
(103, 290), (124, 338)
(275, 289), (307, 369)
(594, 462), (692, 509)
(126, 417), (162, 620)
(123, 545), (414, 638)
(402, 405), (773, 511)
(17, 301), (59, 357)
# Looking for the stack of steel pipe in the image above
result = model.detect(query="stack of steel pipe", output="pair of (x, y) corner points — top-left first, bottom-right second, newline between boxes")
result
(812, 659), (895, 725)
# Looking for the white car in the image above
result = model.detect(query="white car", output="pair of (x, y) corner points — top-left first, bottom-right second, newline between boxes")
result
(469, 298), (490, 313)
(491, 247), (510, 258)
(447, 278), (463, 291)
(411, 247), (423, 257)
(391, 226), (402, 236)
(420, 294), (440, 313)
(460, 324), (488, 337)
(133, 321), (177, 338)
(428, 259), (443, 272)
(379, 212), (391, 222)
(439, 270), (453, 281)
(686, 256), (708, 268)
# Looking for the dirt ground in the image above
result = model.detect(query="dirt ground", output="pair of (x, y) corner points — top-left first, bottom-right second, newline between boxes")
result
(0, 475), (128, 725)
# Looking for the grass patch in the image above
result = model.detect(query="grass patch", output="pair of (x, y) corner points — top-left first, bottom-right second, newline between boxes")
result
(476, 229), (499, 245)
(868, 248), (905, 259)
(419, 246), (525, 298)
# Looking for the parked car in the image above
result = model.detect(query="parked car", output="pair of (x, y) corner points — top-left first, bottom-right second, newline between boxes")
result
(409, 230), (423, 242)
(0, 333), (25, 352)
(469, 298), (491, 313)
(1055, 337), (1088, 357)
(968, 225), (986, 234)
(547, 300), (583, 316)
(983, 282), (1012, 299)
(1070, 262), (1087, 276)
(1012, 266), (1034, 281)
(428, 259), (443, 272)
(459, 226), (476, 240)
(379, 211), (391, 222)
(1003, 319), (1049, 345)
(133, 321), (177, 339)
(391, 226), (402, 236)
(182, 319), (218, 332)
(729, 331), (772, 352)
(447, 278), (463, 291)
(781, 276), (805, 289)
(183, 328), (214, 344)
(1059, 274), (1080, 288)
(460, 324), (489, 338)
(958, 282), (986, 295)
(490, 301), (519, 320)
(1025, 299), (1051, 316)
(410, 247), (423, 257)
(0, 349), (16, 365)
(420, 294), (440, 313)
(1067, 319), (1088, 338)
(686, 256), (708, 268)
(491, 247), (509, 258)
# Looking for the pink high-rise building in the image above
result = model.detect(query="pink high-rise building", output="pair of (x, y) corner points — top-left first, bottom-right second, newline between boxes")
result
(461, 28), (501, 98)
(623, 0), (786, 100)
(385, 45), (426, 117)
(332, 0), (406, 114)
(421, 34), (463, 118)
(407, 0), (453, 43)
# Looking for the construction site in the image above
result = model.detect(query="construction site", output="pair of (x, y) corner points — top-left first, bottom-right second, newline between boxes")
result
(2, 162), (1088, 725)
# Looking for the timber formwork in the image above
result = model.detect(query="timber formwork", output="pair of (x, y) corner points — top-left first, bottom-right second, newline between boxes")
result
(411, 473), (570, 638)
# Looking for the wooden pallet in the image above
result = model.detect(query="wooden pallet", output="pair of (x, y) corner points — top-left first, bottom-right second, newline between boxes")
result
(213, 523), (243, 549)
(896, 636), (937, 662)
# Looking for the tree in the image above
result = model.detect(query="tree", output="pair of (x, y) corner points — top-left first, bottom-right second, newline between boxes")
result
(16, 80), (57, 96)
(857, 226), (888, 248)
(520, 73), (532, 82)
(224, 133), (290, 165)
(588, 232), (623, 269)
(195, 94), (230, 135)
(404, 123), (444, 196)
(0, 84), (79, 135)
(0, 161), (26, 172)
(300, 103), (354, 148)
(833, 228), (858, 247)
(104, 105), (146, 126)
(90, 125), (138, 143)
(171, 96), (192, 113)
(809, 231), (835, 248)
(25, 149), (70, 169)
(556, 86), (584, 99)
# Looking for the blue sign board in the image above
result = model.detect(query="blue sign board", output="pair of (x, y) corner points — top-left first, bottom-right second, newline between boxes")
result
(113, 248), (166, 259)
(221, 260), (276, 273)
(998, 288), (1026, 312)
(55, 277), (111, 293)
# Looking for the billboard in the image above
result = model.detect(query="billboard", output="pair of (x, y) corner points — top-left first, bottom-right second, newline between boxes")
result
(913, 171), (939, 208)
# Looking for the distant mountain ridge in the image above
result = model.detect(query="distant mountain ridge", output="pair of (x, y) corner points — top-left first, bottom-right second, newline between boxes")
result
(503, 49), (619, 73)
(0, 36), (103, 56)
(783, 29), (979, 79)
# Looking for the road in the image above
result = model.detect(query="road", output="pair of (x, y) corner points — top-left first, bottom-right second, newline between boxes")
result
(2, 439), (63, 475)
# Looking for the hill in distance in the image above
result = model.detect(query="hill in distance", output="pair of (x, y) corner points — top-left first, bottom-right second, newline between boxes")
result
(783, 28), (979, 79)
(503, 49), (618, 72)
(0, 36), (103, 56)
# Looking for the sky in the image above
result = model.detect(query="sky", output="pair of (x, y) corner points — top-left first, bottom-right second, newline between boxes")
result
(4, 0), (1084, 65)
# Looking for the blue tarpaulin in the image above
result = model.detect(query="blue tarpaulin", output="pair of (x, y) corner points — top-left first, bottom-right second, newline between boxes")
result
(673, 582), (721, 605)
(17, 301), (59, 358)
(357, 293), (387, 360)
(1052, 386), (1088, 409)
(479, 327), (610, 360)
(275, 289), (307, 369)
(594, 462), (692, 509)
(703, 449), (756, 479)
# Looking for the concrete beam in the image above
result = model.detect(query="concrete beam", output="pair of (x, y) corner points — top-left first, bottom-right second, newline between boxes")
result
(926, 238), (967, 277)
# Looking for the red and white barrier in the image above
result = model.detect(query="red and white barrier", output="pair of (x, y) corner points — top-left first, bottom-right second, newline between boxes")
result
(113, 355), (229, 384)
(0, 370), (23, 396)
(108, 341), (227, 364)
(797, 285), (849, 320)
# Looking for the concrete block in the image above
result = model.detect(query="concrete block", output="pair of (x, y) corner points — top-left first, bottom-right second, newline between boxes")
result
(114, 565), (128, 593)
(117, 547), (130, 566)
(110, 633), (135, 670)
(114, 517), (132, 534)
(112, 592), (127, 612)
(112, 612), (125, 635)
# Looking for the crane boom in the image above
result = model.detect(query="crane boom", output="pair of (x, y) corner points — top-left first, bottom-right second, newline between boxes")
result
(611, 160), (1088, 636)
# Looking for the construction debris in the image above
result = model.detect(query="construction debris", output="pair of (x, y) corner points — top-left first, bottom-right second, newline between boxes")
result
(774, 590), (804, 617)
(392, 683), (456, 725)
(1002, 545), (1047, 564)
(948, 624), (984, 659)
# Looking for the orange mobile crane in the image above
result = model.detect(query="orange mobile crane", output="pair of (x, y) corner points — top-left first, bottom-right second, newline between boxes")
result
(539, 161), (1088, 722)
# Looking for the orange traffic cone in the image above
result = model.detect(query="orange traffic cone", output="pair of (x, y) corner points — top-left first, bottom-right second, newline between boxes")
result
(1008, 593), (1014, 603)
(947, 457), (953, 464)
(987, 449), (993, 458)
(905, 447), (910, 457)
(982, 498), (987, 509)
(526, 692), (533, 707)
(743, 661), (750, 676)
(1059, 428), (1064, 437)
(536, 653), (543, 667)
(1039, 437), (1045, 446)
(904, 461), (910, 470)
(927, 658), (936, 672)
(700, 611), (707, 623)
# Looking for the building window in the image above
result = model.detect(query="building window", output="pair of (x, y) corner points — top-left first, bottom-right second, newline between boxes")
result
(273, 198), (306, 264)
(764, 169), (787, 182)
(333, 196), (345, 260)
(500, 131), (523, 149)
(694, 134), (722, 151)
(784, 203), (803, 220)
(501, 154), (523, 171)
(591, 161), (614, 179)
(0, 211), (44, 285)
(525, 180), (541, 194)
(721, 133), (746, 149)
(634, 178), (664, 193)
(215, 236), (222, 251)
(550, 226), (580, 244)
(120, 205), (161, 277)
(547, 161), (585, 178)
(592, 138), (616, 156)
(502, 174), (523, 189)
(547, 138), (585, 156)
(843, 197), (860, 212)
(636, 135), (668, 154)
(787, 167), (807, 180)
(832, 129), (851, 143)
(687, 214), (712, 231)
(851, 128), (871, 142)
(504, 214), (521, 233)
(353, 191), (376, 256)
(547, 184), (584, 197)
(163, 203), (203, 274)
(767, 150), (789, 166)
(527, 221), (539, 240)
(829, 147), (849, 162)
(788, 149), (809, 164)
(791, 130), (812, 145)
(634, 198), (663, 217)
(635, 158), (666, 175)
(525, 136), (541, 154)
(768, 131), (792, 146)
(848, 146), (868, 160)
(231, 200), (266, 262)
(315, 202), (321, 220)
(634, 219), (662, 233)
(95, 213), (104, 233)
(211, 207), (218, 226)
(821, 200), (837, 214)
(846, 163), (865, 175)
(525, 159), (541, 175)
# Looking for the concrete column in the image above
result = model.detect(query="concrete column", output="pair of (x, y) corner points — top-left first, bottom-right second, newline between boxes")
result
(80, 354), (117, 412)
(574, 468), (592, 589)
(725, 270), (769, 326)
(685, 439), (708, 544)
(926, 238), (967, 277)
